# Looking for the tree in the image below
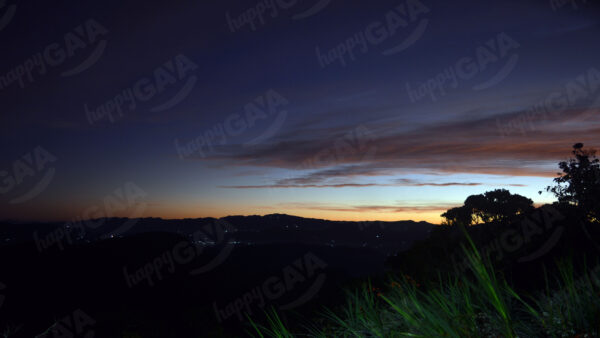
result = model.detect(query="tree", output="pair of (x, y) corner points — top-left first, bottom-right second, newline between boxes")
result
(442, 189), (534, 226)
(441, 206), (472, 227)
(546, 143), (600, 222)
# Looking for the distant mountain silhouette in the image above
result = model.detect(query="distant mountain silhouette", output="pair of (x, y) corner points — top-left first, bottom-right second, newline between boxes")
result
(0, 214), (434, 255)
(0, 214), (433, 337)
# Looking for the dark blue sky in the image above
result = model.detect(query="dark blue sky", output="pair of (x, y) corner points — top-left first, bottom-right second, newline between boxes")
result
(1, 0), (599, 222)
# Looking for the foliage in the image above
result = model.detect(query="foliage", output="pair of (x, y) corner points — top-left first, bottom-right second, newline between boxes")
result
(248, 238), (600, 337)
(246, 143), (600, 337)
(546, 143), (600, 222)
(442, 189), (534, 226)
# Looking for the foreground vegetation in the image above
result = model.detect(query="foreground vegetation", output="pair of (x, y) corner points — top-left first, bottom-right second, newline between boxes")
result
(249, 236), (600, 337)
(248, 143), (600, 337)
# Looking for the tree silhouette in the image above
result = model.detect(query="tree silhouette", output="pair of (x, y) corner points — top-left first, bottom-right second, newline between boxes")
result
(546, 143), (600, 222)
(441, 205), (472, 227)
(442, 189), (534, 226)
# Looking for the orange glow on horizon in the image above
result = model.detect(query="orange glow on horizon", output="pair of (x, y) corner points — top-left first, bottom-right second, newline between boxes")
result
(6, 203), (445, 224)
(151, 206), (445, 224)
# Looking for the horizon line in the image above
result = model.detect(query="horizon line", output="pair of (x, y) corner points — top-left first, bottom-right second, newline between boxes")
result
(0, 213), (441, 225)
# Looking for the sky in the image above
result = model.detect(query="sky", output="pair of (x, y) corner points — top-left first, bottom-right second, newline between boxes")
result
(1, 0), (600, 224)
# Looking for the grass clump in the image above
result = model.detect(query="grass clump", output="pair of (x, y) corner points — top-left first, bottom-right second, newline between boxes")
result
(248, 234), (600, 337)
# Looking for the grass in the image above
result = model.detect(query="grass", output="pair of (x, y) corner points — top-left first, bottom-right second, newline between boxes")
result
(247, 233), (600, 337)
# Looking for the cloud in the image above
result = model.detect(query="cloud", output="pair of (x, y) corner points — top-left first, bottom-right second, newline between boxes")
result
(394, 179), (479, 187)
(195, 104), (600, 181)
(220, 183), (384, 189)
(220, 178), (526, 189)
(275, 202), (458, 213)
